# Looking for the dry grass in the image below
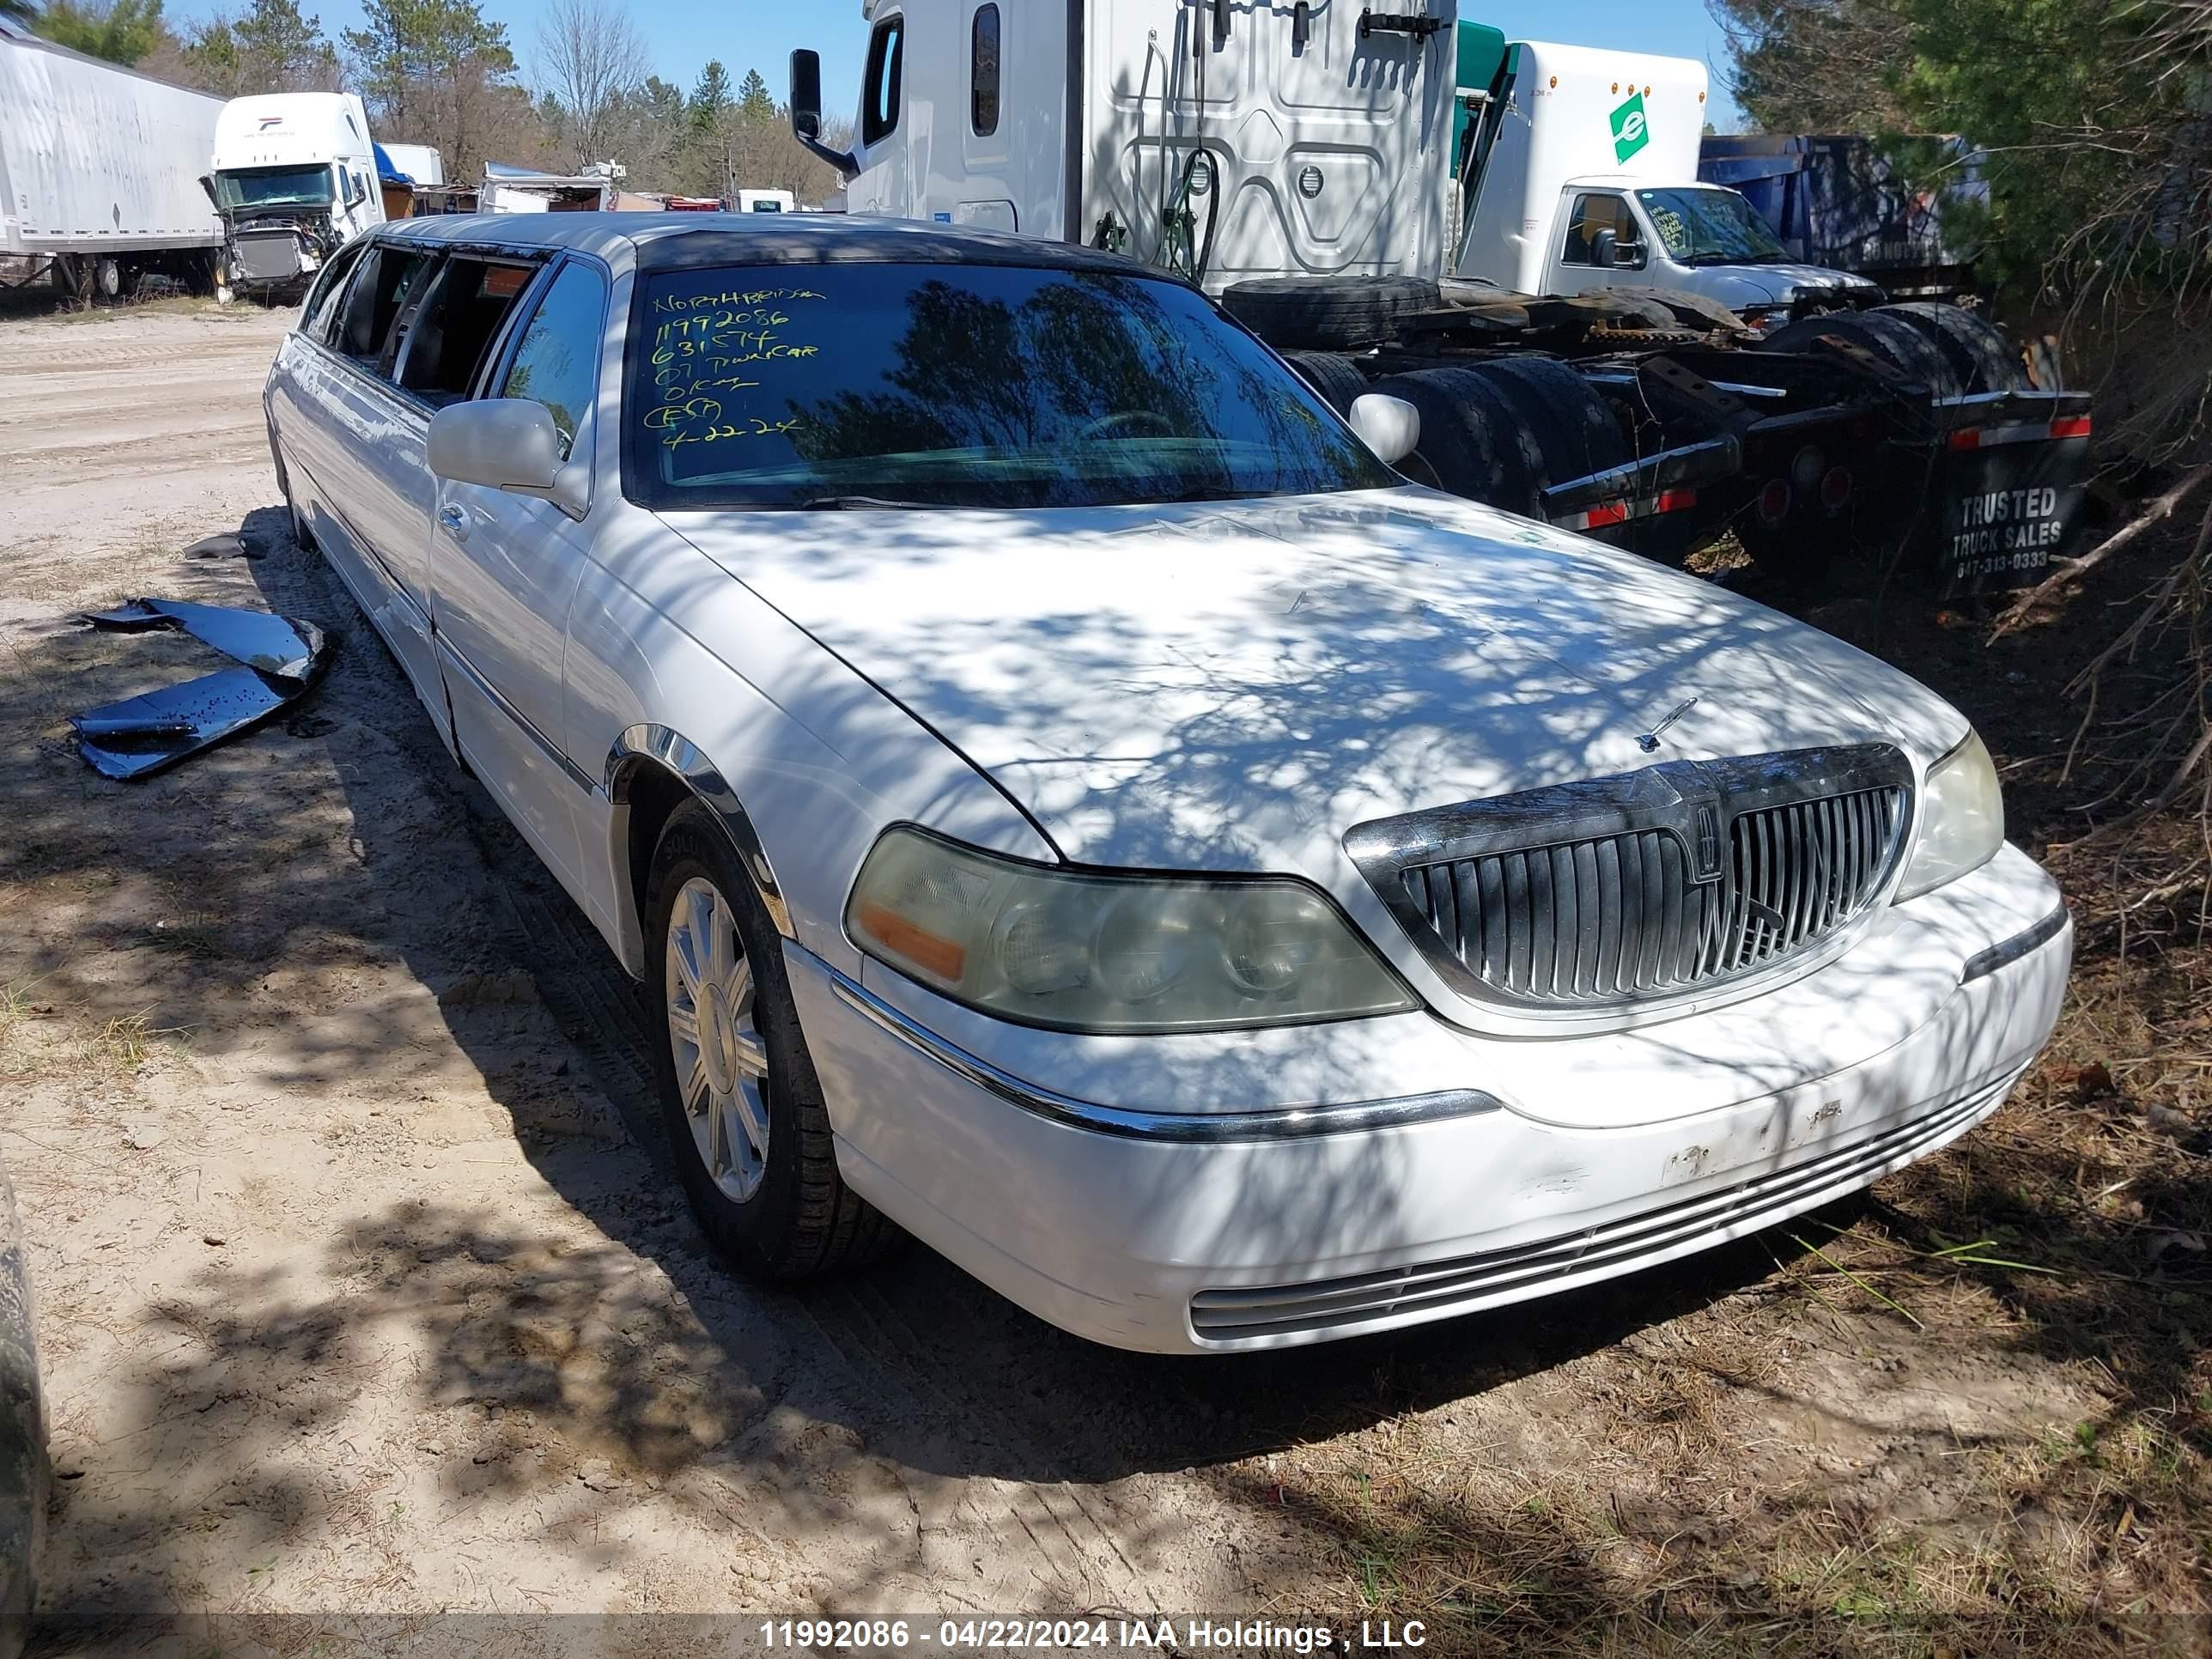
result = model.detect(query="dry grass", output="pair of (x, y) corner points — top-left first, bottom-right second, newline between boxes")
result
(0, 981), (188, 1082)
(49, 295), (258, 327)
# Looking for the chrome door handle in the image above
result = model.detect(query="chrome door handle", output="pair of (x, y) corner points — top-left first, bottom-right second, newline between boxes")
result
(438, 503), (469, 543)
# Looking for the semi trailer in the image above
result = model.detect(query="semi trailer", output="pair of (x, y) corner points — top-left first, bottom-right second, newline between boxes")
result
(0, 25), (225, 301)
(788, 0), (2090, 593)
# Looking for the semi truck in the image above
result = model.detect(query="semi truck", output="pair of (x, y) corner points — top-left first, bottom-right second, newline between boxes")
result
(206, 92), (384, 302)
(0, 25), (225, 301)
(788, 0), (2091, 594)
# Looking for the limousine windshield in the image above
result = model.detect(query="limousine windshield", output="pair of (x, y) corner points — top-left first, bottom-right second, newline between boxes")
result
(623, 264), (1396, 511)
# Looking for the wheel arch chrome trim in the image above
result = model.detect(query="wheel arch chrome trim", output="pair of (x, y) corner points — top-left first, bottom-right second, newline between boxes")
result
(605, 724), (796, 943)
(828, 969), (1502, 1144)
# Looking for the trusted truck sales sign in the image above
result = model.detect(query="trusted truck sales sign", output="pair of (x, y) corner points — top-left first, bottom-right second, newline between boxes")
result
(1936, 404), (2094, 595)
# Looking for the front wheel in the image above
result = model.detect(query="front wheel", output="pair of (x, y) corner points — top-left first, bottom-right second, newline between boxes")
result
(647, 800), (896, 1279)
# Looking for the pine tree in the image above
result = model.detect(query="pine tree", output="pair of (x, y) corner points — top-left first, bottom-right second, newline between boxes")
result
(689, 60), (732, 131)
(33, 0), (168, 64)
(737, 66), (774, 123)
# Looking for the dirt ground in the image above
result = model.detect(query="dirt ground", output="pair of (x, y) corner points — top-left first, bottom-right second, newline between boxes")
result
(0, 301), (2204, 1656)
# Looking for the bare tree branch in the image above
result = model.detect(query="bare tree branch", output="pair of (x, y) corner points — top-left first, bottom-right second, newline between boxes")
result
(533, 0), (648, 172)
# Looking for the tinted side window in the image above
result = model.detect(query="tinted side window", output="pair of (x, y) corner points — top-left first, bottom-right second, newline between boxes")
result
(300, 240), (368, 343)
(971, 6), (1000, 137)
(862, 15), (904, 147)
(334, 246), (434, 372)
(499, 260), (606, 461)
(1561, 193), (1633, 266)
(397, 257), (539, 407)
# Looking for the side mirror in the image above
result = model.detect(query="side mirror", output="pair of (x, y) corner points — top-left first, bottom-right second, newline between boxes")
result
(428, 399), (562, 492)
(790, 49), (823, 140)
(790, 48), (860, 181)
(1617, 238), (1648, 270)
(1591, 228), (1619, 268)
(1349, 393), (1420, 468)
(198, 173), (218, 210)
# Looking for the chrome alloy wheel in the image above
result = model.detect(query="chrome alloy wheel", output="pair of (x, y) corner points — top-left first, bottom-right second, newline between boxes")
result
(665, 876), (770, 1203)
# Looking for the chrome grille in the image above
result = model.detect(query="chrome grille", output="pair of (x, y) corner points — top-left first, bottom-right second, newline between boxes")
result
(1189, 1071), (2009, 1343)
(1346, 746), (1913, 1012)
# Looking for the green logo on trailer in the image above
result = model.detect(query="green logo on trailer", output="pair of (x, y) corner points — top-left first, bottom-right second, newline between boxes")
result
(1610, 91), (1650, 163)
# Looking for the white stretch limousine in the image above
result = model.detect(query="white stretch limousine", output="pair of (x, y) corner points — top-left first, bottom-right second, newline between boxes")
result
(264, 213), (2070, 1352)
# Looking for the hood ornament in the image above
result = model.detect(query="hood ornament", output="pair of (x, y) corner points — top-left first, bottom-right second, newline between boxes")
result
(1638, 696), (1699, 753)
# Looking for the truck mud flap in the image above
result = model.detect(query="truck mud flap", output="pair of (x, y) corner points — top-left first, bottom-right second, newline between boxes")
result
(1920, 392), (2094, 596)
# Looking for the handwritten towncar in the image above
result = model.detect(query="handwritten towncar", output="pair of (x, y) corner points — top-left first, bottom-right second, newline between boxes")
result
(264, 216), (2071, 1353)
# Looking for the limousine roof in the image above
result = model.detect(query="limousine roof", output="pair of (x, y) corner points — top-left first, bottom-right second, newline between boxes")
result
(374, 211), (1164, 280)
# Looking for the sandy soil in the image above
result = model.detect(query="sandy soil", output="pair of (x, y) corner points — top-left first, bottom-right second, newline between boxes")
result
(0, 303), (2176, 1654)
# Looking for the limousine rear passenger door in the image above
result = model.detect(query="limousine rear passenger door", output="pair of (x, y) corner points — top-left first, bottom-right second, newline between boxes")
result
(423, 256), (611, 891)
(296, 241), (450, 724)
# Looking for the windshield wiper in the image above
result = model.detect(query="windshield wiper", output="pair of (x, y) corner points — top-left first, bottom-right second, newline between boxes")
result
(789, 494), (936, 511)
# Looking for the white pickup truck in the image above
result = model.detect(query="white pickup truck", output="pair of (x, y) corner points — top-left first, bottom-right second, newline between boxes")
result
(1449, 31), (1882, 328)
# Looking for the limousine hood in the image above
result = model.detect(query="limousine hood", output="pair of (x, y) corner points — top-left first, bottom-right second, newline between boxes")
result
(665, 491), (1967, 878)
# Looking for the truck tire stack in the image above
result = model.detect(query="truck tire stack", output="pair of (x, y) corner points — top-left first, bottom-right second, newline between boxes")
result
(1367, 361), (1631, 523)
(1760, 308), (1966, 399)
(1881, 303), (2032, 394)
(1279, 349), (1370, 414)
(1222, 276), (1442, 350)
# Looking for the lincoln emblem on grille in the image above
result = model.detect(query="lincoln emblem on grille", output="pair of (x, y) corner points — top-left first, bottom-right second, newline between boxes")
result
(1692, 802), (1723, 882)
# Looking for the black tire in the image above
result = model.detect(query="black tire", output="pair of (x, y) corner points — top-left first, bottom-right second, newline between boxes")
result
(1760, 309), (1964, 398)
(0, 1164), (45, 1659)
(1222, 276), (1441, 350)
(1368, 367), (1547, 514)
(647, 799), (896, 1280)
(1280, 349), (1369, 414)
(1462, 357), (1632, 489)
(1879, 302), (2030, 394)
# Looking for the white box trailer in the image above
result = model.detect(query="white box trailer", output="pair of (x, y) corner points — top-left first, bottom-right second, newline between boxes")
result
(379, 143), (444, 187)
(0, 25), (224, 298)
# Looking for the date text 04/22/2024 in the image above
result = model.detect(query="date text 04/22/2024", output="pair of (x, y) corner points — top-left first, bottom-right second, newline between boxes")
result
(755, 1618), (1431, 1652)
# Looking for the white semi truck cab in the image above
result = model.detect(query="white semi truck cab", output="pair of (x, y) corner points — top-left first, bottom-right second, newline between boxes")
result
(1450, 37), (1881, 323)
(206, 92), (383, 300)
(797, 0), (1455, 290)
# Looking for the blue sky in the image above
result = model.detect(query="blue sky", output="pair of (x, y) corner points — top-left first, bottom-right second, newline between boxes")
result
(174, 0), (1745, 128)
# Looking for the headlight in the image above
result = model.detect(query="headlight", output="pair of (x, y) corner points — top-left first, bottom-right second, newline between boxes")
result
(845, 827), (1416, 1034)
(1897, 730), (2004, 901)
